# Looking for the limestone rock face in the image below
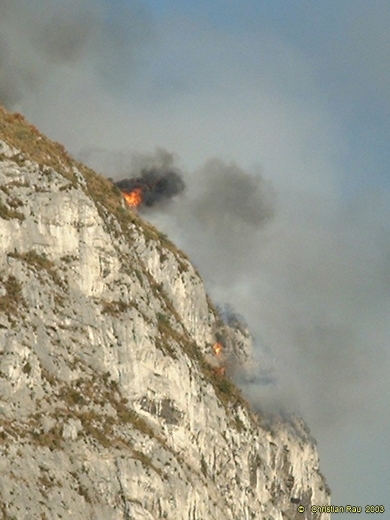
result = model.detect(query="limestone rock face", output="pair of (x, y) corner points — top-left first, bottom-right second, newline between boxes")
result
(0, 108), (330, 519)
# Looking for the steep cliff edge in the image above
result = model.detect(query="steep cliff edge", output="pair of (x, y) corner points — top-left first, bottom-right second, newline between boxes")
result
(0, 107), (330, 519)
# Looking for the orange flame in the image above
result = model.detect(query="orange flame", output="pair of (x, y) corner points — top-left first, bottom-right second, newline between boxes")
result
(123, 188), (143, 208)
(212, 366), (226, 377)
(213, 342), (223, 356)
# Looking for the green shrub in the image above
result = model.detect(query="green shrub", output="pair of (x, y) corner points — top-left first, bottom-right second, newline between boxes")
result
(8, 250), (63, 286)
(101, 300), (130, 316)
(0, 200), (24, 220)
(0, 275), (25, 316)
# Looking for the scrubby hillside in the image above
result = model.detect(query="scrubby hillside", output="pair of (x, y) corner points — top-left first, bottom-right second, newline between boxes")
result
(0, 107), (330, 519)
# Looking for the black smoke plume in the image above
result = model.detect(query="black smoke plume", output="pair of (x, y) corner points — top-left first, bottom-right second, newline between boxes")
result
(115, 167), (185, 208)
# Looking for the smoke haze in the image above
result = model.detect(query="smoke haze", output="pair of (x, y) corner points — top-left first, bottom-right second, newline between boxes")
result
(104, 151), (389, 437)
(1, 0), (389, 508)
(114, 149), (185, 208)
(0, 0), (154, 109)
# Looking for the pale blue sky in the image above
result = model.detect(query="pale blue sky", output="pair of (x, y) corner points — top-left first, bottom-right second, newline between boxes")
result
(138, 0), (390, 197)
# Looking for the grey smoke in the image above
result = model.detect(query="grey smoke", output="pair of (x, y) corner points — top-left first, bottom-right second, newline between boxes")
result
(216, 303), (247, 331)
(2, 0), (388, 506)
(138, 159), (390, 434)
(1, 0), (388, 441)
(170, 158), (275, 285)
(32, 5), (94, 64)
(191, 158), (274, 227)
(115, 151), (186, 208)
(0, 0), (155, 109)
(0, 36), (24, 107)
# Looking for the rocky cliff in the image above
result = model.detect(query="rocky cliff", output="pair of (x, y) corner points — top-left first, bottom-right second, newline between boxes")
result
(0, 107), (330, 519)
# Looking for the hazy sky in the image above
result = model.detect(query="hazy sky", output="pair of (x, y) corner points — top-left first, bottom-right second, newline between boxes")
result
(1, 0), (389, 513)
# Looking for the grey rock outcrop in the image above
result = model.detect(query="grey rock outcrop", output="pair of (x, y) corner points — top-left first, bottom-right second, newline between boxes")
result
(0, 107), (330, 519)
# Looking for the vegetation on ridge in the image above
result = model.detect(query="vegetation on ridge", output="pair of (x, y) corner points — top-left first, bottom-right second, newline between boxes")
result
(0, 105), (251, 428)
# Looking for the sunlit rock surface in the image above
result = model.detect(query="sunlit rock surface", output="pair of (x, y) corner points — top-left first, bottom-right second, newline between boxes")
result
(0, 107), (330, 519)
